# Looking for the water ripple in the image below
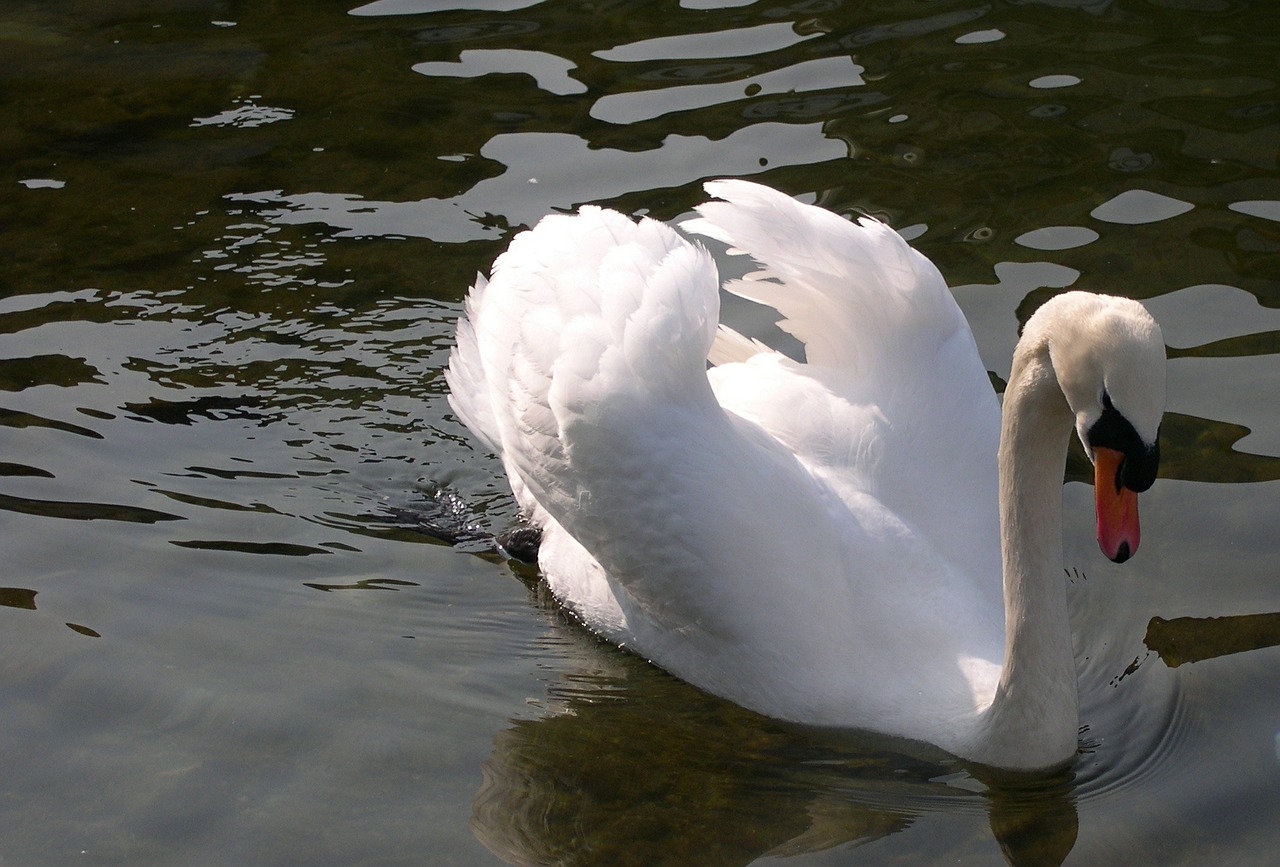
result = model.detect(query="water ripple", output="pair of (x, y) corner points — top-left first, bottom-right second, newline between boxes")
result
(591, 55), (865, 124)
(0, 492), (183, 524)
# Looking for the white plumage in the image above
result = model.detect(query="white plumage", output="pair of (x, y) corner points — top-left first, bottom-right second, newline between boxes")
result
(447, 180), (1165, 770)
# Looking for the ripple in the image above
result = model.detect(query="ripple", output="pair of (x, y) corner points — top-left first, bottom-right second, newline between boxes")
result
(1140, 52), (1229, 71)
(154, 489), (281, 515)
(1142, 283), (1280, 350)
(1090, 189), (1194, 224)
(123, 395), (281, 426)
(955, 29), (1005, 45)
(412, 49), (586, 97)
(1107, 146), (1155, 172)
(939, 59), (1013, 73)
(1162, 354), (1280, 456)
(1029, 74), (1082, 89)
(1232, 100), (1278, 119)
(0, 462), (54, 479)
(413, 20), (539, 44)
(743, 90), (887, 119)
(595, 22), (820, 62)
(0, 587), (38, 610)
(232, 124), (847, 242)
(1014, 225), (1100, 251)
(183, 464), (296, 481)
(637, 62), (752, 84)
(1146, 612), (1280, 668)
(0, 407), (102, 439)
(1072, 672), (1200, 806)
(170, 539), (334, 556)
(191, 97), (294, 129)
(1028, 103), (1068, 118)
(0, 354), (103, 391)
(680, 0), (756, 8)
(0, 492), (183, 524)
(350, 0), (543, 14)
(839, 7), (986, 47)
(303, 577), (419, 592)
(1229, 199), (1280, 222)
(592, 55), (864, 124)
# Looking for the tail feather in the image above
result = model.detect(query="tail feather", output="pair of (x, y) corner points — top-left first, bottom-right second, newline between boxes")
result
(447, 205), (722, 522)
(445, 274), (502, 453)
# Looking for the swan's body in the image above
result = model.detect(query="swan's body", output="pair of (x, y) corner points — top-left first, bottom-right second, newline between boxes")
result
(447, 180), (1165, 771)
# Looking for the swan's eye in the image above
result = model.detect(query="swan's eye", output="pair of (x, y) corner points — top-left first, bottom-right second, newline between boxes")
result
(1101, 390), (1114, 412)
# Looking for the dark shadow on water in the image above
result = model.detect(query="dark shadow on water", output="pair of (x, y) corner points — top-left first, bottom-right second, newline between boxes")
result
(1145, 611), (1280, 667)
(470, 627), (1080, 867)
(0, 587), (38, 610)
(302, 577), (419, 592)
(472, 688), (914, 865)
(0, 407), (103, 439)
(0, 492), (182, 523)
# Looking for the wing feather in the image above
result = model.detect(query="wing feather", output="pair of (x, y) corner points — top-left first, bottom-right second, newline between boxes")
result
(685, 179), (961, 379)
(447, 203), (850, 676)
(688, 180), (1002, 594)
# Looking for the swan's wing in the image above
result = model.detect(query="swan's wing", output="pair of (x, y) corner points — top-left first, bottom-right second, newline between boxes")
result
(707, 323), (773, 366)
(447, 206), (847, 656)
(687, 180), (1003, 594)
(446, 273), (503, 453)
(449, 206), (721, 505)
(685, 179), (962, 376)
(449, 194), (1008, 725)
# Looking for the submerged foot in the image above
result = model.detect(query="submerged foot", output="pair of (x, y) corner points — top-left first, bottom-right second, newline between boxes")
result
(495, 525), (542, 563)
(393, 487), (542, 563)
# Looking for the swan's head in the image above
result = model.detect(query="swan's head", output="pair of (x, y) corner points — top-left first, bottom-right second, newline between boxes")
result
(1035, 291), (1166, 563)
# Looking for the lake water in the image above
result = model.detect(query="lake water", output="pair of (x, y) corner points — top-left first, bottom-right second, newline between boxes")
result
(3, 0), (1279, 864)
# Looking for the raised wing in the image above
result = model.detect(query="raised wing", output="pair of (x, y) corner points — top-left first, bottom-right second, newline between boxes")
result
(686, 180), (1002, 593)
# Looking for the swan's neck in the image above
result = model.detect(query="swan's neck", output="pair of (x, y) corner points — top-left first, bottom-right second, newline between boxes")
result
(972, 340), (1080, 770)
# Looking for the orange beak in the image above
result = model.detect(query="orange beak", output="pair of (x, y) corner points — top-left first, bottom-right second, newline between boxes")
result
(1094, 446), (1140, 563)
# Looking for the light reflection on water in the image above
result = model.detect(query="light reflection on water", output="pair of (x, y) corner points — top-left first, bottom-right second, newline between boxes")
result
(2, 0), (1279, 864)
(232, 122), (846, 242)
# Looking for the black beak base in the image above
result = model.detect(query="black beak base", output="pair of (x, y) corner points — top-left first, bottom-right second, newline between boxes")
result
(1087, 399), (1159, 493)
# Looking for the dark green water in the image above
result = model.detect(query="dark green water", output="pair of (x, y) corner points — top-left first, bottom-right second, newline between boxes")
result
(3, 1), (1279, 864)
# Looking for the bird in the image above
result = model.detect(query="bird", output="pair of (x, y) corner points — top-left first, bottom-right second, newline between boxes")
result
(446, 180), (1165, 771)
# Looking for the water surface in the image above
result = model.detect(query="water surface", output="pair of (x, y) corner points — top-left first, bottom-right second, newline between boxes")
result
(3, 0), (1279, 864)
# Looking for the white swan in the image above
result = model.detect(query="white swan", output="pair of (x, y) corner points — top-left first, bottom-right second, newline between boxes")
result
(447, 180), (1165, 771)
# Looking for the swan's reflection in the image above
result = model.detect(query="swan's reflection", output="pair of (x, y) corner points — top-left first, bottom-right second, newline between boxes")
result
(472, 621), (1078, 866)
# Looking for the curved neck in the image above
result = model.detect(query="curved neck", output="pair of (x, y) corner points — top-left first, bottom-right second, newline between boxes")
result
(971, 340), (1080, 770)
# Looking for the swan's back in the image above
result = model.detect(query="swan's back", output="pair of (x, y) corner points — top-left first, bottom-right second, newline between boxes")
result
(448, 181), (1006, 735)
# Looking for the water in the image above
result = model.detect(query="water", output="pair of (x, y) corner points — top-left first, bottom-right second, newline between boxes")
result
(3, 0), (1278, 864)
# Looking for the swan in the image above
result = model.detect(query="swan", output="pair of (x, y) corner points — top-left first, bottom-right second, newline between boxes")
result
(446, 180), (1165, 771)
